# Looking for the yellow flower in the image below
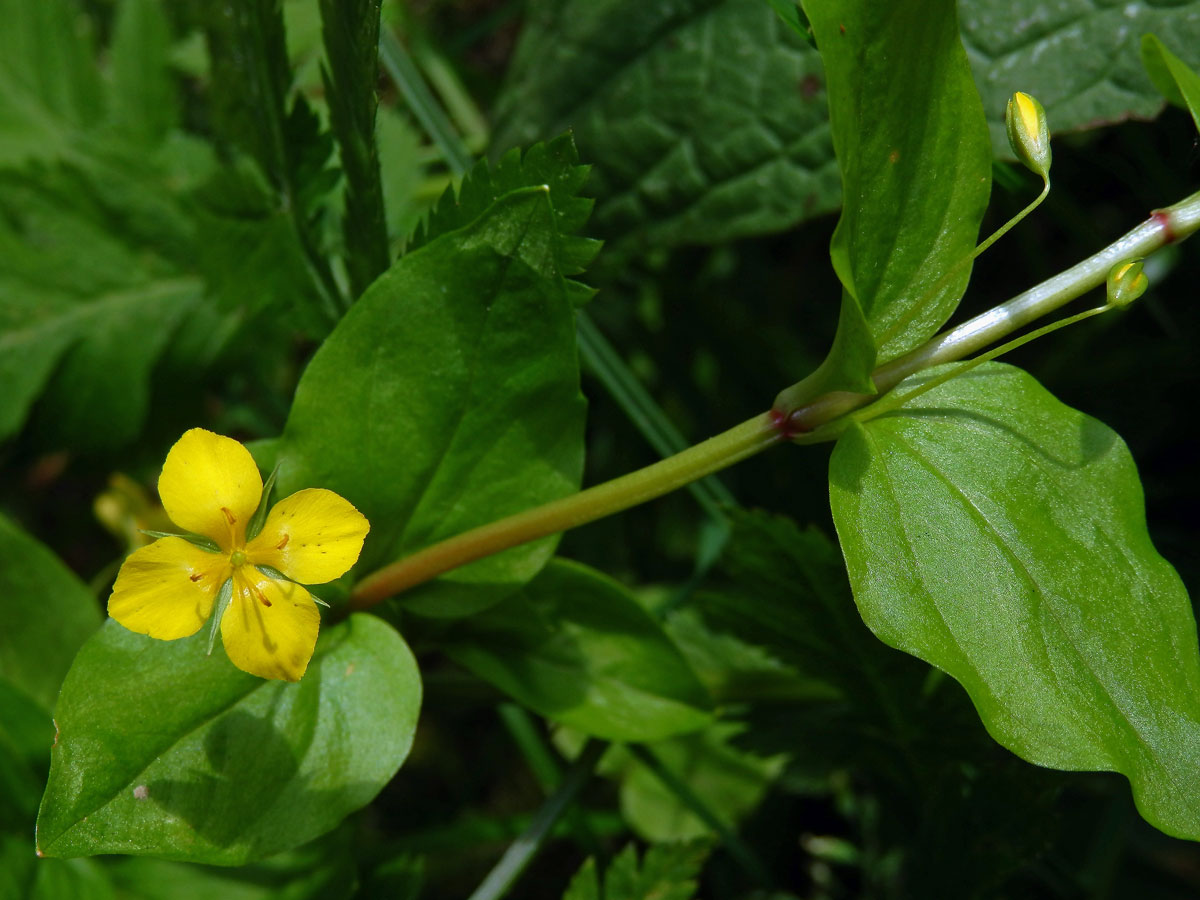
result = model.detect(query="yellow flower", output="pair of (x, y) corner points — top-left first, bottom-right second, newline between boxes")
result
(108, 428), (369, 681)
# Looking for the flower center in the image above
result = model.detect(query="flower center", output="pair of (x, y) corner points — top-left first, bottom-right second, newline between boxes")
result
(230, 549), (247, 568)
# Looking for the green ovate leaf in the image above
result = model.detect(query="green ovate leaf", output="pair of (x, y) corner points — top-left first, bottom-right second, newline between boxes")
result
(1141, 34), (1200, 135)
(829, 362), (1200, 840)
(697, 509), (1065, 891)
(804, 0), (993, 369)
(492, 0), (839, 250)
(36, 614), (421, 864)
(0, 513), (102, 711)
(563, 841), (710, 900)
(441, 560), (712, 741)
(274, 144), (592, 617)
(961, 1), (1200, 155)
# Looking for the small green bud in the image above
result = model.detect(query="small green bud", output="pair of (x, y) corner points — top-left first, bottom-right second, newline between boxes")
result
(1005, 91), (1052, 179)
(1106, 259), (1148, 308)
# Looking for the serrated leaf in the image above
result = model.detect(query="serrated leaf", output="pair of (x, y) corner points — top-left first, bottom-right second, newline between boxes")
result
(441, 559), (712, 742)
(804, 0), (992, 367)
(561, 857), (600, 900)
(829, 362), (1200, 840)
(273, 174), (590, 618)
(0, 0), (103, 166)
(695, 509), (942, 781)
(409, 133), (599, 304)
(191, 162), (333, 341)
(108, 0), (177, 144)
(36, 614), (420, 864)
(1141, 34), (1200, 135)
(492, 0), (838, 251)
(198, 0), (343, 328)
(0, 513), (102, 711)
(601, 841), (710, 900)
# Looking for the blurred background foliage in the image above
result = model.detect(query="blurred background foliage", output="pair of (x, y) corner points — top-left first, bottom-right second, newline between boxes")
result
(2, 0), (1200, 897)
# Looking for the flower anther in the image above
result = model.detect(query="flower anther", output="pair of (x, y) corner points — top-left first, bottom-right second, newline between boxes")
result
(108, 428), (369, 681)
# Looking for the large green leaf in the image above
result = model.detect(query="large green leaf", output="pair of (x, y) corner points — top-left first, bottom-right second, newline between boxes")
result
(496, 0), (1200, 256)
(804, 0), (993, 368)
(492, 0), (839, 250)
(273, 152), (591, 617)
(0, 514), (102, 711)
(441, 559), (712, 741)
(0, 0), (102, 166)
(961, 1), (1200, 155)
(0, 0), (290, 449)
(35, 614), (420, 864)
(829, 362), (1200, 839)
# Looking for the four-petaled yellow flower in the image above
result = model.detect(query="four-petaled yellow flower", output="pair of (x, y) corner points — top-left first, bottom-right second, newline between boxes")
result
(108, 428), (369, 681)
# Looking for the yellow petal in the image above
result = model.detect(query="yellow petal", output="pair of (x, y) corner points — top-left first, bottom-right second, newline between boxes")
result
(220, 570), (320, 681)
(158, 428), (263, 549)
(108, 538), (229, 640)
(245, 488), (369, 585)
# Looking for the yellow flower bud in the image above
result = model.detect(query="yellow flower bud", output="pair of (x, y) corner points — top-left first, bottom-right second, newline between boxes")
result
(1106, 259), (1148, 308)
(1005, 91), (1052, 179)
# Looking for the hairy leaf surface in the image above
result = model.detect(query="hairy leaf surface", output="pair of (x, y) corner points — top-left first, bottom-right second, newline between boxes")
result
(492, 0), (838, 250)
(962, 2), (1200, 155)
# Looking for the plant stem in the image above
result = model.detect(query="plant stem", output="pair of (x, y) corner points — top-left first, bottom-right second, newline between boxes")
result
(467, 740), (606, 900)
(784, 187), (1200, 432)
(796, 303), (1113, 444)
(350, 188), (1200, 606)
(350, 413), (782, 607)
